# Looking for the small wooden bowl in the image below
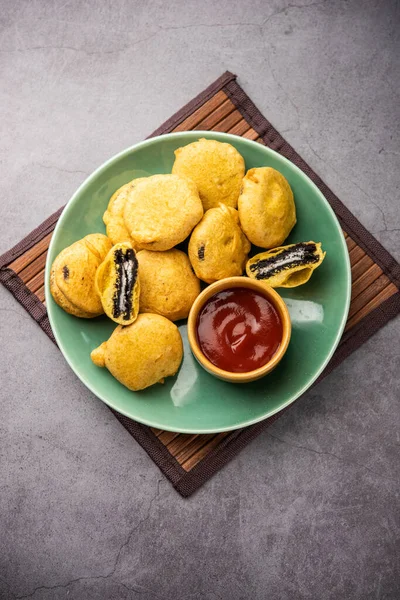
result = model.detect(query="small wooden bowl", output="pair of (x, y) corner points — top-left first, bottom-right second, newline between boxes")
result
(187, 277), (292, 383)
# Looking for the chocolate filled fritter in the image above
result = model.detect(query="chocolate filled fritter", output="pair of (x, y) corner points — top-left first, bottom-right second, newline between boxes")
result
(90, 313), (183, 391)
(188, 204), (251, 284)
(95, 242), (140, 325)
(246, 241), (326, 288)
(238, 167), (296, 249)
(137, 249), (200, 321)
(172, 138), (245, 211)
(50, 233), (112, 318)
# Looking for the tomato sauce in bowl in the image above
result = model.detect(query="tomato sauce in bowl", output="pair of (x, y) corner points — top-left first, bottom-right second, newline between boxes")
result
(196, 287), (283, 373)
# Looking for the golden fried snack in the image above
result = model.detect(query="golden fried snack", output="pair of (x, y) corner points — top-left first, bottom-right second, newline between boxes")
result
(95, 242), (140, 325)
(50, 233), (112, 318)
(137, 249), (200, 321)
(50, 267), (95, 318)
(246, 241), (326, 288)
(91, 313), (183, 391)
(188, 204), (251, 284)
(123, 174), (203, 251)
(172, 138), (245, 211)
(103, 178), (146, 246)
(238, 167), (296, 248)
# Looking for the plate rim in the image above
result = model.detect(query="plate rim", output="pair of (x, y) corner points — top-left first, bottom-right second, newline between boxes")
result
(45, 131), (352, 434)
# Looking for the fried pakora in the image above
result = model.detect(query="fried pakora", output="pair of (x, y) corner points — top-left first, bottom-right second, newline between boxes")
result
(50, 233), (112, 318)
(137, 249), (200, 321)
(95, 242), (140, 325)
(91, 313), (183, 391)
(246, 241), (326, 287)
(188, 204), (251, 283)
(172, 138), (245, 211)
(238, 167), (296, 248)
(123, 174), (203, 251)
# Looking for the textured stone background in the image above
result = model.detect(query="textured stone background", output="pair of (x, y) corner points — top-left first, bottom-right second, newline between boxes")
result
(0, 1), (399, 599)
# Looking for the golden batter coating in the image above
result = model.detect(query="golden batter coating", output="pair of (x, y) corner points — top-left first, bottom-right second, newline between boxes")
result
(188, 204), (251, 284)
(95, 242), (140, 325)
(123, 174), (203, 251)
(238, 167), (296, 249)
(103, 178), (147, 247)
(90, 313), (183, 391)
(50, 233), (112, 318)
(137, 249), (200, 321)
(50, 264), (96, 318)
(246, 241), (326, 288)
(172, 138), (245, 211)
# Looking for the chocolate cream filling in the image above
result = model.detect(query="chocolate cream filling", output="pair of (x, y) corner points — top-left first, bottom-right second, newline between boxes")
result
(112, 248), (138, 320)
(250, 242), (319, 279)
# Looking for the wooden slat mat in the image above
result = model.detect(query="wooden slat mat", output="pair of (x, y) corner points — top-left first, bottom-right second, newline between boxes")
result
(1, 72), (400, 497)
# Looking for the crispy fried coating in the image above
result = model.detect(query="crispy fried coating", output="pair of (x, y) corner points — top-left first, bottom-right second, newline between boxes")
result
(172, 138), (245, 211)
(123, 174), (203, 251)
(103, 178), (147, 247)
(137, 249), (200, 321)
(188, 204), (251, 284)
(95, 242), (140, 325)
(238, 167), (296, 249)
(50, 233), (112, 318)
(90, 313), (183, 391)
(246, 241), (326, 288)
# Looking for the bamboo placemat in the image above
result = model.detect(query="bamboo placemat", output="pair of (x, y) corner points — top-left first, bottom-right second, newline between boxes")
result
(1, 72), (400, 497)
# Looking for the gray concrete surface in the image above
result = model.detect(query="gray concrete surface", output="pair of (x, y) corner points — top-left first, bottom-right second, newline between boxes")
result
(1, 1), (399, 598)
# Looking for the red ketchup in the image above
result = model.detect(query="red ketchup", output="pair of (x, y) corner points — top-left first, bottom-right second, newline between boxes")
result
(196, 287), (283, 373)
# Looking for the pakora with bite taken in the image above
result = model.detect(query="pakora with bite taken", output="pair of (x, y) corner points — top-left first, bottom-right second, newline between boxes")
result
(246, 241), (326, 288)
(95, 242), (140, 325)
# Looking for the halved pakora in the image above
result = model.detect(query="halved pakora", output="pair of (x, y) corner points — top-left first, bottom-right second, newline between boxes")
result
(137, 249), (200, 321)
(172, 138), (245, 211)
(123, 174), (203, 251)
(246, 241), (326, 288)
(91, 313), (183, 391)
(95, 242), (140, 325)
(103, 178), (146, 246)
(238, 167), (296, 249)
(50, 233), (112, 318)
(188, 204), (251, 283)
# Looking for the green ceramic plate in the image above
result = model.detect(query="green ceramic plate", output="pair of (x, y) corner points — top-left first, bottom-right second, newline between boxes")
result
(45, 132), (351, 433)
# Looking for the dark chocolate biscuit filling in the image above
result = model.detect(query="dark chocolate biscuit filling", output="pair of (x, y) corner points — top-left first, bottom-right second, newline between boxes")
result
(62, 265), (69, 280)
(250, 242), (319, 279)
(112, 248), (138, 320)
(198, 244), (205, 260)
